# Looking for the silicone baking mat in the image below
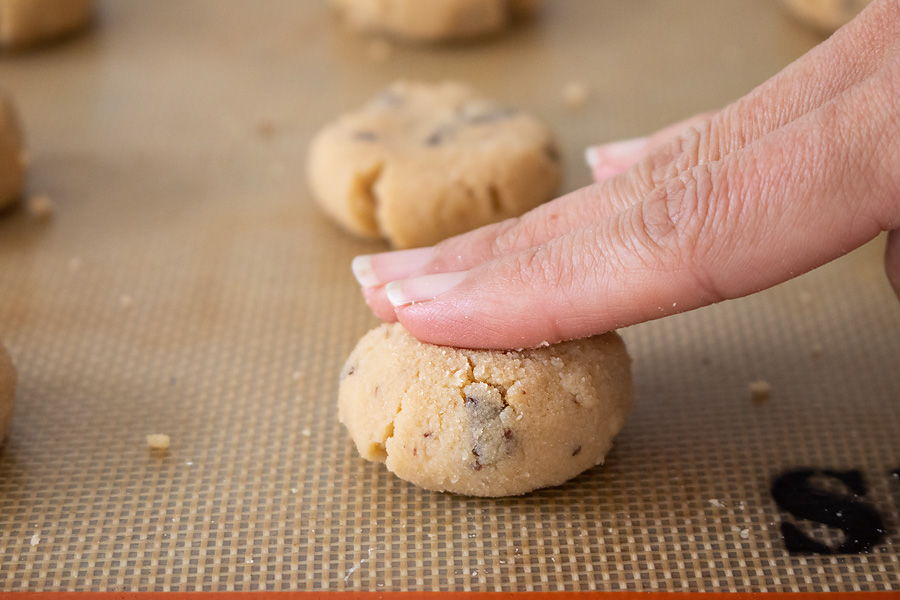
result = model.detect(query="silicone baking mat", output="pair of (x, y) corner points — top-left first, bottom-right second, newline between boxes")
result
(0, 0), (897, 592)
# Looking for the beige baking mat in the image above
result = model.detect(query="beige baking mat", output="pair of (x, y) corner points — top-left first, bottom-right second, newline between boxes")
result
(0, 0), (897, 592)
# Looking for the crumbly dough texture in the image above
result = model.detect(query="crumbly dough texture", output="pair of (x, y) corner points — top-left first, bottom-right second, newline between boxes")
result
(0, 0), (92, 47)
(331, 0), (536, 42)
(781, 0), (872, 33)
(338, 324), (632, 497)
(0, 91), (24, 210)
(0, 342), (15, 444)
(307, 81), (560, 249)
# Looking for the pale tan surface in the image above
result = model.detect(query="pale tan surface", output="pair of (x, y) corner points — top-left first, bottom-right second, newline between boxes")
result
(0, 342), (14, 442)
(0, 0), (898, 592)
(307, 80), (560, 248)
(0, 0), (92, 47)
(339, 324), (631, 497)
(0, 91), (23, 208)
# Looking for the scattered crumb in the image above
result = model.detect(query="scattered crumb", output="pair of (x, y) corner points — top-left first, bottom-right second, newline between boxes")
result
(119, 294), (134, 308)
(301, 427), (311, 437)
(708, 498), (726, 508)
(184, 461), (193, 466)
(366, 38), (393, 62)
(748, 380), (772, 403)
(290, 487), (298, 494)
(67, 257), (83, 272)
(256, 119), (276, 138)
(146, 433), (170, 451)
(29, 533), (40, 546)
(561, 81), (590, 109)
(291, 371), (302, 381)
(739, 528), (750, 539)
(26, 194), (55, 220)
(245, 558), (254, 564)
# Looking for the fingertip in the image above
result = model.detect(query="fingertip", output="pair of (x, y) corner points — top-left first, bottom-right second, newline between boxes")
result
(362, 286), (400, 323)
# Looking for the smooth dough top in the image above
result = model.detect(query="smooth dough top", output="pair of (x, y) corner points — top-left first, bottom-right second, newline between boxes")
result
(0, 0), (93, 47)
(0, 342), (15, 443)
(307, 80), (560, 248)
(338, 324), (632, 497)
(330, 0), (536, 42)
(0, 91), (23, 210)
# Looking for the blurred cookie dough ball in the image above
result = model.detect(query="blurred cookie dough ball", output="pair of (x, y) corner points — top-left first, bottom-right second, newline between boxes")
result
(0, 92), (25, 210)
(331, 0), (537, 42)
(0, 0), (93, 48)
(781, 0), (872, 34)
(0, 342), (15, 444)
(307, 81), (560, 249)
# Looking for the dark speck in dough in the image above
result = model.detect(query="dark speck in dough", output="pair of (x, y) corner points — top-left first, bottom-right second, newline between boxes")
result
(572, 446), (582, 456)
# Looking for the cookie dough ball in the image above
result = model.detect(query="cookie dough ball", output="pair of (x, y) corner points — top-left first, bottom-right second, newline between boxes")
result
(0, 342), (15, 444)
(0, 92), (24, 210)
(0, 0), (93, 48)
(781, 0), (872, 34)
(338, 324), (632, 497)
(307, 81), (560, 249)
(330, 0), (536, 42)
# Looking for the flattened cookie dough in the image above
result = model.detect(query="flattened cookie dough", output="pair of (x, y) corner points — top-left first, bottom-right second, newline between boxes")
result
(0, 342), (15, 444)
(308, 81), (560, 249)
(0, 91), (24, 210)
(0, 0), (93, 48)
(331, 0), (537, 42)
(339, 324), (632, 497)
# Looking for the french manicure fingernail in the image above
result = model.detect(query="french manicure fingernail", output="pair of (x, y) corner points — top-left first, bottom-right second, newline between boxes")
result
(385, 270), (468, 307)
(585, 136), (648, 170)
(351, 255), (380, 287)
(351, 247), (434, 288)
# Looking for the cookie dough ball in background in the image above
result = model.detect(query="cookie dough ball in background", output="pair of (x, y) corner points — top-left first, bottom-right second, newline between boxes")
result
(330, 0), (537, 43)
(0, 0), (93, 48)
(781, 0), (872, 34)
(0, 92), (25, 210)
(307, 81), (560, 249)
(339, 324), (632, 497)
(0, 342), (15, 444)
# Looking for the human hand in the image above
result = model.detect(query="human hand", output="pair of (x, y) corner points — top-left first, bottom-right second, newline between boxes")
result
(351, 0), (899, 349)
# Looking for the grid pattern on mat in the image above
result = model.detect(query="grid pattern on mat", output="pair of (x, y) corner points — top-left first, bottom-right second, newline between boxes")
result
(0, 0), (897, 592)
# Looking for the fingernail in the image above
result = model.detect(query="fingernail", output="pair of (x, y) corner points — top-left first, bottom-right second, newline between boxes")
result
(585, 136), (648, 171)
(351, 247), (434, 288)
(385, 270), (468, 307)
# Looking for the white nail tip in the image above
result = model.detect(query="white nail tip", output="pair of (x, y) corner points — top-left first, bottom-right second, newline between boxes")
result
(351, 255), (380, 288)
(584, 146), (600, 168)
(384, 281), (410, 307)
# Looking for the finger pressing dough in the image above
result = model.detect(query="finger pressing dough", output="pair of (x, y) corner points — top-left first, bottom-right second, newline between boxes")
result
(0, 0), (93, 48)
(338, 324), (632, 497)
(330, 0), (537, 42)
(0, 342), (15, 444)
(781, 0), (872, 33)
(0, 91), (24, 210)
(307, 81), (561, 249)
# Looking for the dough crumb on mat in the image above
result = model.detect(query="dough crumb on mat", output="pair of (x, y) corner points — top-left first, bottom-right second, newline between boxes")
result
(561, 81), (589, 109)
(67, 256), (83, 272)
(308, 80), (560, 248)
(26, 193), (54, 220)
(119, 294), (134, 308)
(146, 433), (170, 451)
(338, 323), (632, 497)
(748, 380), (771, 403)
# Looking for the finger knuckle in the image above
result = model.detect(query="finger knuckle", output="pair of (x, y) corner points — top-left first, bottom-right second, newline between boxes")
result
(630, 165), (731, 300)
